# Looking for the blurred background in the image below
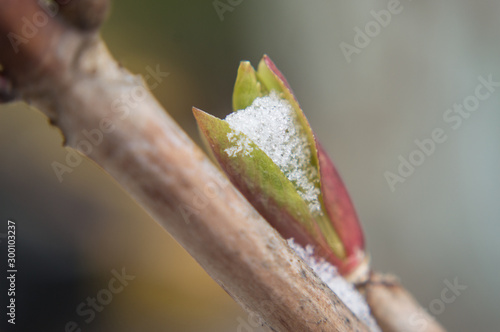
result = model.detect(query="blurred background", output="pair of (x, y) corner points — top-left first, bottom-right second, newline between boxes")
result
(1, 0), (499, 331)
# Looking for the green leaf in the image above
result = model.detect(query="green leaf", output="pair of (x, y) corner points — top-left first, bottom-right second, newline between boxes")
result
(256, 55), (346, 259)
(193, 55), (369, 277)
(256, 56), (319, 177)
(193, 107), (332, 252)
(232, 61), (262, 111)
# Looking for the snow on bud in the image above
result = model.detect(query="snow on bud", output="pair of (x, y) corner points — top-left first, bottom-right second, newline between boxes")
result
(193, 55), (367, 280)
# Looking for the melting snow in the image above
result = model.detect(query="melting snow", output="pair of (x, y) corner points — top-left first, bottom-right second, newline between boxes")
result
(288, 239), (381, 332)
(225, 131), (254, 157)
(225, 91), (321, 214)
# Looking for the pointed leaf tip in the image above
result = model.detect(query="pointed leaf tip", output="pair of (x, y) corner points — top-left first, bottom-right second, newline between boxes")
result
(261, 54), (293, 92)
(232, 61), (262, 111)
(192, 107), (215, 130)
(194, 56), (368, 279)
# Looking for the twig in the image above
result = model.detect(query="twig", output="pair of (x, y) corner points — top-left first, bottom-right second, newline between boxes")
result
(359, 273), (445, 332)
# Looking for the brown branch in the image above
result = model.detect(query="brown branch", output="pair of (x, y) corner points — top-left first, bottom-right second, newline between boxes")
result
(0, 1), (445, 332)
(359, 273), (445, 332)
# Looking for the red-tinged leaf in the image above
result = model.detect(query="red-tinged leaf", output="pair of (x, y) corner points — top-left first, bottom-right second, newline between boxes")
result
(261, 54), (293, 94)
(192, 107), (336, 258)
(256, 56), (321, 198)
(193, 55), (369, 279)
(317, 141), (367, 277)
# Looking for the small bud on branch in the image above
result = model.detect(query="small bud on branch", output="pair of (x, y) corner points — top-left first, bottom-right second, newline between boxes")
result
(194, 55), (367, 280)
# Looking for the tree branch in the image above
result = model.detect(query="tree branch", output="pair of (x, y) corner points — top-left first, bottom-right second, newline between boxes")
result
(359, 273), (445, 332)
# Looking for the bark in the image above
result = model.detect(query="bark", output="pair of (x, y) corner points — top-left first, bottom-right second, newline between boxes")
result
(358, 273), (445, 332)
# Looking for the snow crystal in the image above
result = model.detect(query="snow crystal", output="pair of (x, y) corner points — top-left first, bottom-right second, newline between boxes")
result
(225, 91), (321, 214)
(225, 131), (254, 157)
(287, 239), (381, 332)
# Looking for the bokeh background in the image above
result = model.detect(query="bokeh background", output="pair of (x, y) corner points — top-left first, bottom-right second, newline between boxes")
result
(1, 0), (499, 331)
